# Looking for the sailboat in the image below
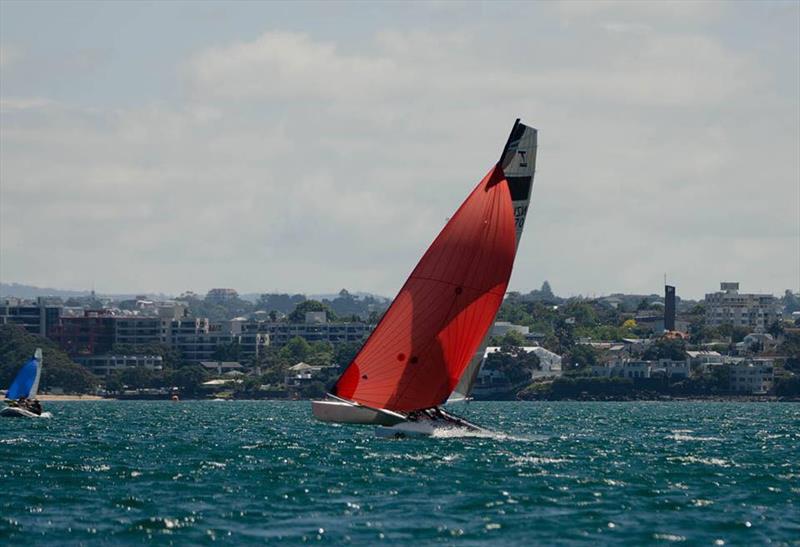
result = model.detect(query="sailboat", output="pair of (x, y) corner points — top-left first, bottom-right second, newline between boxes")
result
(1, 348), (46, 418)
(312, 119), (537, 436)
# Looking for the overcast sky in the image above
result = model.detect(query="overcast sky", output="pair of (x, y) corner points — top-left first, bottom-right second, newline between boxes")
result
(1, 1), (798, 300)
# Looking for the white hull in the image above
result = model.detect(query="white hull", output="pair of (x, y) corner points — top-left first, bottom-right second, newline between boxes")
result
(312, 400), (405, 426)
(1, 406), (45, 418)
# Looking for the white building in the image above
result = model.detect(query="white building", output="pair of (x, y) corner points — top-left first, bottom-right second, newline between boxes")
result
(704, 282), (781, 331)
(591, 359), (688, 380)
(476, 346), (562, 389)
(75, 354), (163, 376)
(200, 361), (244, 375)
(284, 361), (328, 387)
(729, 359), (774, 394)
(686, 350), (723, 369)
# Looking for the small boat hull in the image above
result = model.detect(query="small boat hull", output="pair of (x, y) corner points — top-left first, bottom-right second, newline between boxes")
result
(1, 406), (42, 418)
(312, 400), (406, 426)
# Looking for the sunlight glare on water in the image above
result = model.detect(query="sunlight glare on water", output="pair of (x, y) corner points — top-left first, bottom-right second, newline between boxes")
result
(1, 401), (798, 545)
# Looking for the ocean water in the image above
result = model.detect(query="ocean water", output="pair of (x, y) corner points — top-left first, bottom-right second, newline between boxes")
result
(1, 401), (798, 545)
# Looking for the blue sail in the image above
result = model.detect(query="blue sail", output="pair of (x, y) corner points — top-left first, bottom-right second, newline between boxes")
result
(6, 352), (42, 400)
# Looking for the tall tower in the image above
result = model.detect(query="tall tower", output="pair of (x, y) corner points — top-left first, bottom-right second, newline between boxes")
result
(664, 285), (676, 331)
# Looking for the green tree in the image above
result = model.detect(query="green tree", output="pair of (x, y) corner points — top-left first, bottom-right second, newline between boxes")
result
(212, 340), (242, 362)
(333, 342), (361, 370)
(280, 336), (312, 363)
(116, 366), (158, 389)
(643, 338), (687, 361)
(499, 330), (526, 348)
(567, 344), (599, 369)
(0, 325), (98, 394)
(717, 324), (750, 343)
(288, 300), (337, 322)
(168, 365), (208, 396)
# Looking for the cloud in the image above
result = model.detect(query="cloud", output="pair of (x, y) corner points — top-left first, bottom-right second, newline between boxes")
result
(0, 45), (19, 68)
(0, 5), (797, 299)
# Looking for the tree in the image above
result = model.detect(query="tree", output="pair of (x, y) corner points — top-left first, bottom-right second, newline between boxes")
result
(767, 320), (785, 338)
(622, 319), (637, 330)
(779, 332), (800, 372)
(280, 336), (312, 363)
(212, 340), (242, 362)
(333, 342), (361, 370)
(288, 300), (337, 322)
(168, 365), (208, 396)
(116, 366), (157, 389)
(643, 338), (687, 361)
(483, 347), (540, 386)
(553, 317), (576, 353)
(0, 325), (99, 394)
(257, 293), (306, 314)
(716, 324), (749, 343)
(567, 344), (599, 369)
(783, 290), (800, 313)
(499, 330), (526, 348)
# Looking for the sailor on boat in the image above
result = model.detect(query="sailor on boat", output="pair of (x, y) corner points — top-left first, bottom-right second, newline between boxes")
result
(6, 397), (43, 416)
(1, 348), (46, 418)
(311, 118), (538, 437)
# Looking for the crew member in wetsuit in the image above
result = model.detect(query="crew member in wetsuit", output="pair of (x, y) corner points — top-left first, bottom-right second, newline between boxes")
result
(29, 399), (42, 416)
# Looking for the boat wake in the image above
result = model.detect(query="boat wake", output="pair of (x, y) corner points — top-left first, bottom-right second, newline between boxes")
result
(376, 420), (534, 442)
(429, 427), (534, 442)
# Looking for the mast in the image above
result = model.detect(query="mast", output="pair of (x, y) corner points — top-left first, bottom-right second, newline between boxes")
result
(30, 348), (43, 399)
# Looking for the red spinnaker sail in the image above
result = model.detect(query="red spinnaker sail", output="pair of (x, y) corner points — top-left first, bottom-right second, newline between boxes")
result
(333, 163), (518, 411)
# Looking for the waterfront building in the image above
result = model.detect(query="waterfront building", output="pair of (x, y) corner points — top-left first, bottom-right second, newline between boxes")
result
(261, 320), (371, 346)
(651, 359), (690, 379)
(686, 350), (723, 370)
(737, 332), (777, 353)
(475, 346), (563, 391)
(729, 359), (774, 394)
(284, 361), (329, 387)
(704, 282), (781, 330)
(75, 354), (163, 376)
(113, 317), (162, 346)
(0, 297), (62, 337)
(200, 361), (244, 375)
(54, 312), (116, 356)
(163, 318), (269, 363)
(591, 359), (688, 380)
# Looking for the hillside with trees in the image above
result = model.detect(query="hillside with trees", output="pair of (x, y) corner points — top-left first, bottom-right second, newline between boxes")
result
(0, 325), (98, 394)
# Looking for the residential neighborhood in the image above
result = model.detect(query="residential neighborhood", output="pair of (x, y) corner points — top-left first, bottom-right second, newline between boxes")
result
(1, 281), (799, 400)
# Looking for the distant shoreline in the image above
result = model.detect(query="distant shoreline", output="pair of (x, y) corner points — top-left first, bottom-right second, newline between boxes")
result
(38, 394), (105, 401)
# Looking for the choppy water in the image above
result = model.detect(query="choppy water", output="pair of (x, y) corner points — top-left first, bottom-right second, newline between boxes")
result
(1, 401), (798, 545)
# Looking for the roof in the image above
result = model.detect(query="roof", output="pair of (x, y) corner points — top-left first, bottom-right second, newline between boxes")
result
(484, 346), (560, 358)
(686, 351), (721, 358)
(289, 362), (317, 372)
(200, 361), (243, 370)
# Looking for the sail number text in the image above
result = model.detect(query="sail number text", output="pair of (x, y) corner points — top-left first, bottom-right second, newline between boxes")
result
(514, 205), (528, 228)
